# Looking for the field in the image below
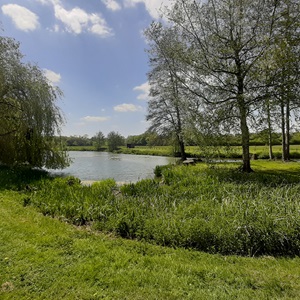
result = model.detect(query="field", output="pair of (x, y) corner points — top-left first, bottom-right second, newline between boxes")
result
(1, 161), (300, 298)
(120, 145), (300, 159)
(66, 144), (300, 159)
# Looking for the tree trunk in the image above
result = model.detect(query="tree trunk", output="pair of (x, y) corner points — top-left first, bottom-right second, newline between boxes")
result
(281, 99), (287, 161)
(268, 132), (273, 160)
(238, 98), (252, 172)
(285, 94), (290, 161)
(175, 99), (186, 161)
(266, 98), (273, 159)
(179, 139), (187, 161)
(237, 69), (252, 172)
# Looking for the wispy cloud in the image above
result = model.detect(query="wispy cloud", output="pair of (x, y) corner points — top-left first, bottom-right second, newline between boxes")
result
(81, 116), (110, 122)
(114, 103), (143, 112)
(102, 0), (122, 11)
(133, 82), (150, 101)
(44, 69), (61, 85)
(124, 0), (172, 19)
(33, 0), (114, 37)
(1, 4), (39, 32)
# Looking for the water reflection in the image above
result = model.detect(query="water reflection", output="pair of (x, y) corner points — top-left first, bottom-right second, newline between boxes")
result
(48, 151), (177, 183)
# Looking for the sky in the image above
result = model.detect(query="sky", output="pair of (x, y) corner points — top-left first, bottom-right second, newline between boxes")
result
(0, 0), (173, 137)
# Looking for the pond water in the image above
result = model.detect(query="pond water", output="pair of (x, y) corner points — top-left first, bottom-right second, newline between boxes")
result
(48, 151), (177, 183)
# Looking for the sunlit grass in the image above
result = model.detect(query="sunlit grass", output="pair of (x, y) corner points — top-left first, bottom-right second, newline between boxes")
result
(1, 191), (300, 299)
(119, 145), (300, 159)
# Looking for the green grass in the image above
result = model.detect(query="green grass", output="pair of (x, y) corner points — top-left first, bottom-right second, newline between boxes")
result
(117, 145), (300, 159)
(1, 190), (300, 299)
(20, 160), (300, 257)
(119, 146), (174, 156)
(66, 145), (96, 151)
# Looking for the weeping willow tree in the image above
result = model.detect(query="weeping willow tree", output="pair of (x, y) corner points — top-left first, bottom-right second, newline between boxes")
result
(0, 36), (69, 169)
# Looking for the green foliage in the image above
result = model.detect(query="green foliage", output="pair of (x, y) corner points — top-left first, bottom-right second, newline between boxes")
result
(107, 131), (125, 152)
(24, 161), (300, 256)
(63, 134), (92, 147)
(30, 177), (117, 226)
(0, 36), (68, 169)
(144, 0), (300, 170)
(154, 165), (163, 177)
(120, 145), (174, 157)
(118, 144), (300, 160)
(92, 131), (106, 150)
(66, 145), (96, 151)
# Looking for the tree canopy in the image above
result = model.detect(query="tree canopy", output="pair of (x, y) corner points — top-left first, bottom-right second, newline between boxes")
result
(145, 0), (300, 171)
(107, 131), (125, 152)
(0, 36), (69, 169)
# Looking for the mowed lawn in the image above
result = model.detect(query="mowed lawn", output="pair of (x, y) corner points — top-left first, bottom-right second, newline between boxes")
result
(1, 191), (300, 299)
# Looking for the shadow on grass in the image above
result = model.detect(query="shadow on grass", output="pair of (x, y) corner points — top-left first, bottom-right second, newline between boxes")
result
(205, 161), (300, 187)
(0, 165), (51, 191)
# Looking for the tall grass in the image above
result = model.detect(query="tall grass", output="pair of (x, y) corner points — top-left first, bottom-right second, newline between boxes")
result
(2, 191), (300, 299)
(25, 162), (300, 256)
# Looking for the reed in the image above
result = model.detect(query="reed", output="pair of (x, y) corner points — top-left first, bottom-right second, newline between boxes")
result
(25, 161), (300, 256)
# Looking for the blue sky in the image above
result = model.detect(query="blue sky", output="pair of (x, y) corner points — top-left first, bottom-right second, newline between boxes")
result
(0, 0), (172, 137)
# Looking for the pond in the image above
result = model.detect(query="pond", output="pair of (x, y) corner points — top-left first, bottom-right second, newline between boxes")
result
(48, 151), (177, 183)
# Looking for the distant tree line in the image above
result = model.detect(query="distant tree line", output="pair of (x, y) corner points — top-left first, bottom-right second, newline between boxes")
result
(62, 131), (172, 151)
(61, 130), (300, 151)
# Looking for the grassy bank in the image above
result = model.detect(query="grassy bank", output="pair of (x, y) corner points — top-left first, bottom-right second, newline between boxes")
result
(15, 161), (299, 257)
(66, 144), (300, 160)
(66, 145), (96, 151)
(1, 190), (300, 299)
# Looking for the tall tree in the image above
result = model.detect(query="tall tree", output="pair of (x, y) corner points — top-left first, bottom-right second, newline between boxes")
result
(160, 0), (280, 171)
(145, 23), (188, 160)
(92, 131), (105, 150)
(106, 131), (125, 152)
(0, 36), (68, 169)
(271, 0), (300, 161)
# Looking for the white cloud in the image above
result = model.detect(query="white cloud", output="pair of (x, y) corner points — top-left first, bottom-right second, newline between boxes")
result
(123, 0), (173, 19)
(53, 4), (113, 37)
(102, 0), (122, 11)
(1, 4), (39, 32)
(133, 82), (150, 100)
(44, 69), (61, 85)
(114, 103), (143, 112)
(32, 0), (114, 36)
(81, 116), (111, 122)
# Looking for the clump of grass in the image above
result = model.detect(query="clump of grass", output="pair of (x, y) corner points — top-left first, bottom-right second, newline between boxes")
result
(30, 177), (117, 225)
(26, 162), (300, 256)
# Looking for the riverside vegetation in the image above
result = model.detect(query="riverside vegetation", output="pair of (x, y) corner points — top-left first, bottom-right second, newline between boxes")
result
(23, 161), (300, 257)
(1, 161), (300, 298)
